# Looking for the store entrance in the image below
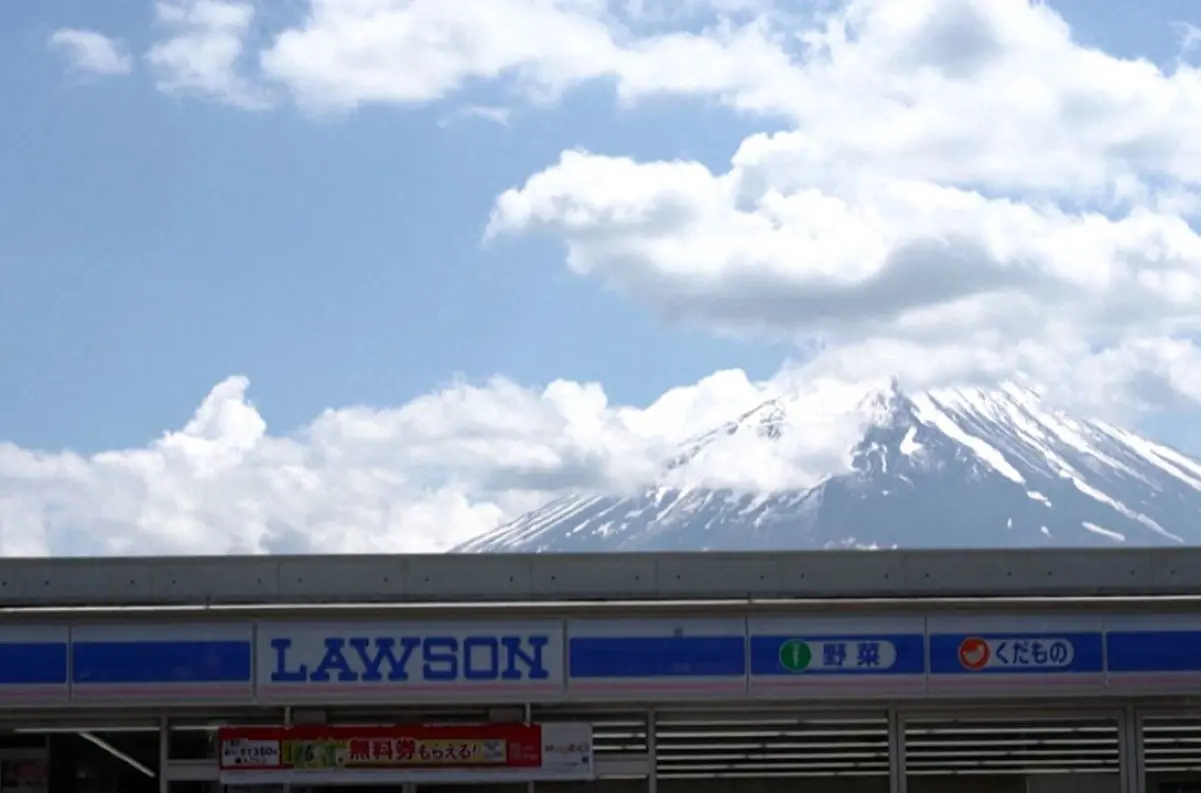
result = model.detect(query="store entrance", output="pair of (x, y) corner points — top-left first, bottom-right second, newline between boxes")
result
(0, 729), (161, 793)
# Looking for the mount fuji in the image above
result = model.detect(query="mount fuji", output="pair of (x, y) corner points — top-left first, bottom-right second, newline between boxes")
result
(455, 381), (1201, 552)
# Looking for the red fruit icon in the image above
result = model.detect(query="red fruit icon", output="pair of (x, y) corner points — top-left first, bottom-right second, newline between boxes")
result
(958, 637), (990, 670)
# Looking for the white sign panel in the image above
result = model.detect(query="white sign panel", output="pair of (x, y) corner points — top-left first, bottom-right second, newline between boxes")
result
(540, 722), (593, 777)
(221, 738), (282, 768)
(256, 620), (565, 704)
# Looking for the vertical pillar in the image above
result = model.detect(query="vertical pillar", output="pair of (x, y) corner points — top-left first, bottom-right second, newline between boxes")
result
(525, 704), (535, 793)
(158, 717), (169, 793)
(888, 707), (906, 793)
(1135, 710), (1147, 793)
(647, 709), (657, 793)
(1120, 706), (1145, 793)
(283, 707), (293, 793)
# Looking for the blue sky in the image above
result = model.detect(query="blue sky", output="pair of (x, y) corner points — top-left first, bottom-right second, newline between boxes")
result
(4, 0), (1201, 555)
(2, 0), (795, 453)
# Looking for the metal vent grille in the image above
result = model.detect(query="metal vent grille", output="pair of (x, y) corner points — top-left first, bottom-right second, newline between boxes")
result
(592, 717), (650, 755)
(652, 711), (890, 779)
(530, 708), (650, 756)
(905, 717), (1121, 776)
(1144, 715), (1201, 775)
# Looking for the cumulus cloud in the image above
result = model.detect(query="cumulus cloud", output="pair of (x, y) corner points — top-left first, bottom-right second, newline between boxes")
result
(482, 0), (1201, 412)
(48, 29), (133, 76)
(116, 0), (1201, 409)
(93, 0), (805, 113)
(0, 370), (824, 556)
(4, 360), (1198, 556)
(145, 0), (269, 109)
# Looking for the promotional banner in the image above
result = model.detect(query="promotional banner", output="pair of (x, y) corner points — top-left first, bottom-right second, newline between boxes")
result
(218, 722), (593, 785)
(0, 751), (48, 793)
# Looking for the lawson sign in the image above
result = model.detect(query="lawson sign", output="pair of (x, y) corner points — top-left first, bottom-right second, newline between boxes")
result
(21, 613), (1201, 707)
(256, 621), (565, 702)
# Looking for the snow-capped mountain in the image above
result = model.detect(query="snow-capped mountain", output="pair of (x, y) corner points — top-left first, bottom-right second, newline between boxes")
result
(455, 381), (1201, 552)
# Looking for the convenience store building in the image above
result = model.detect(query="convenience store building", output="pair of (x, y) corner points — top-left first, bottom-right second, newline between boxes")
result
(0, 548), (1200, 793)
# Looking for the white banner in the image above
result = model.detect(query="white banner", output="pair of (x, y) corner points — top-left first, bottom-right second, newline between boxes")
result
(218, 722), (593, 786)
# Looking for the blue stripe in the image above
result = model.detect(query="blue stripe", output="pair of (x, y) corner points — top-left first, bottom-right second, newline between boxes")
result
(72, 640), (252, 684)
(929, 633), (1103, 675)
(1107, 631), (1201, 673)
(0, 642), (68, 685)
(569, 636), (746, 678)
(750, 634), (926, 676)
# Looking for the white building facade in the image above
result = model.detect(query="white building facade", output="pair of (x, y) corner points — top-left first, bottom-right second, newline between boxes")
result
(0, 548), (1199, 793)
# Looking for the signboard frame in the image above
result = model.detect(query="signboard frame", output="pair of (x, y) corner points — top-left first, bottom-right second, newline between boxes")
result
(217, 722), (594, 786)
(254, 619), (566, 705)
(748, 615), (927, 698)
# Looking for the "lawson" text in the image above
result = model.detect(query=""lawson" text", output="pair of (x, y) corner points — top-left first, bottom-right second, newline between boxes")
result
(268, 635), (552, 683)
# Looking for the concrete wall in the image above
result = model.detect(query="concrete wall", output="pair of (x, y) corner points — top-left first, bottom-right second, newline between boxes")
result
(1, 547), (1199, 608)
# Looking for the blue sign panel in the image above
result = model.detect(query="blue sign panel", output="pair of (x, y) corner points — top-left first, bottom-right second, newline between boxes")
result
(256, 620), (565, 704)
(0, 642), (68, 686)
(566, 618), (747, 698)
(750, 634), (925, 676)
(929, 633), (1103, 675)
(1106, 628), (1201, 693)
(71, 624), (255, 702)
(73, 640), (252, 684)
(1108, 631), (1201, 673)
(570, 636), (746, 678)
(0, 626), (70, 704)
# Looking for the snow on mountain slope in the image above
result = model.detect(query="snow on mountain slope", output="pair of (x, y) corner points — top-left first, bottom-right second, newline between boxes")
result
(454, 381), (1201, 552)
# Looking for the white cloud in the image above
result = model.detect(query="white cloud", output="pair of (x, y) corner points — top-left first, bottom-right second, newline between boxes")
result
(145, 0), (269, 109)
(1176, 22), (1201, 55)
(48, 29), (133, 76)
(5, 357), (1201, 556)
(438, 105), (513, 128)
(481, 0), (1201, 414)
(116, 0), (805, 113)
(159, 0), (1201, 409)
(0, 370), (803, 556)
(257, 0), (624, 112)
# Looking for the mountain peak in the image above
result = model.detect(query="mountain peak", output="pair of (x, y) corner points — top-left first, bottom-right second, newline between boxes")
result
(855, 376), (914, 428)
(456, 378), (1201, 553)
(660, 379), (1037, 488)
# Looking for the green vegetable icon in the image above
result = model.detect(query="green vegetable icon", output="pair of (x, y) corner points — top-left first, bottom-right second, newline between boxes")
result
(779, 639), (812, 672)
